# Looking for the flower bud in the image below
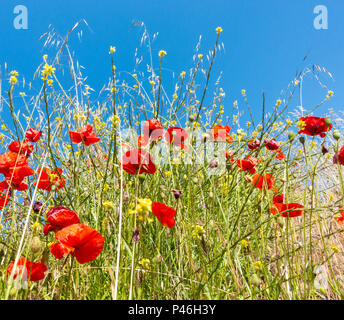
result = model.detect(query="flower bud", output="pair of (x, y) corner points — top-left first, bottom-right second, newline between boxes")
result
(333, 130), (340, 141)
(288, 131), (295, 141)
(299, 136), (305, 144)
(189, 115), (195, 122)
(324, 118), (331, 127)
(30, 236), (42, 254)
(251, 274), (261, 287)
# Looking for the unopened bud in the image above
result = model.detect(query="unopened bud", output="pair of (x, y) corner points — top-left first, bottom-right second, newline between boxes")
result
(333, 130), (340, 141)
(288, 131), (295, 141)
(30, 236), (42, 254)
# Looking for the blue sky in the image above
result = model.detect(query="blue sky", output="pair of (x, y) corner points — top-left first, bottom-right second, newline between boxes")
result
(0, 0), (343, 124)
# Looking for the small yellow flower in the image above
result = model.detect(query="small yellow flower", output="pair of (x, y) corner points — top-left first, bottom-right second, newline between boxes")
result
(41, 63), (56, 80)
(191, 224), (205, 240)
(180, 71), (186, 78)
(139, 258), (151, 272)
(103, 201), (114, 210)
(158, 50), (167, 58)
(254, 260), (264, 271)
(19, 92), (26, 97)
(297, 119), (306, 131)
(109, 46), (116, 54)
(32, 222), (42, 234)
(10, 70), (19, 76)
(276, 99), (282, 107)
(327, 90), (334, 97)
(241, 89), (246, 97)
(241, 239), (249, 248)
(164, 171), (172, 178)
(198, 54), (203, 60)
(294, 80), (300, 86)
(9, 76), (17, 85)
(331, 244), (339, 253)
(215, 26), (223, 35)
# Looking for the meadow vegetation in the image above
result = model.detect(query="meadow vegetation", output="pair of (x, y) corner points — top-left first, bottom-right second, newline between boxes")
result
(0, 23), (344, 300)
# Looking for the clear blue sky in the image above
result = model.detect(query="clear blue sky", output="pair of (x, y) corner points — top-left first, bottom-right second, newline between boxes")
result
(0, 0), (343, 124)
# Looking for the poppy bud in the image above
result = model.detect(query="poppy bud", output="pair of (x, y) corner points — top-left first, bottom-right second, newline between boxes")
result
(333, 130), (340, 141)
(277, 217), (284, 228)
(324, 118), (331, 127)
(321, 145), (329, 155)
(299, 136), (305, 144)
(171, 189), (182, 199)
(132, 228), (140, 242)
(138, 174), (146, 181)
(319, 287), (327, 296)
(41, 247), (50, 265)
(202, 133), (209, 142)
(9, 287), (17, 298)
(33, 201), (44, 214)
(189, 114), (195, 122)
(30, 236), (42, 254)
(251, 274), (261, 287)
(209, 191), (214, 199)
(124, 191), (130, 203)
(288, 131), (295, 141)
(333, 152), (339, 164)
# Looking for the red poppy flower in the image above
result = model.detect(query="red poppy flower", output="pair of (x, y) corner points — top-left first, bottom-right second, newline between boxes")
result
(165, 127), (188, 149)
(34, 167), (65, 191)
(270, 202), (304, 218)
(152, 202), (176, 228)
(0, 152), (34, 186)
(336, 145), (344, 166)
(50, 242), (73, 260)
(53, 223), (105, 264)
(0, 178), (28, 191)
(273, 194), (285, 204)
(298, 116), (332, 138)
(0, 184), (11, 208)
(69, 125), (101, 146)
(6, 258), (47, 281)
(247, 139), (260, 150)
(274, 149), (286, 160)
(334, 207), (344, 226)
(237, 156), (259, 174)
(0, 152), (29, 175)
(25, 128), (42, 143)
(121, 149), (156, 175)
(140, 119), (164, 146)
(264, 139), (280, 151)
(9, 140), (34, 157)
(43, 206), (80, 236)
(251, 173), (276, 191)
(211, 125), (233, 143)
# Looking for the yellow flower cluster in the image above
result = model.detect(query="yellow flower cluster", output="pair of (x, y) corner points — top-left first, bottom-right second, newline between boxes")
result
(139, 258), (151, 272)
(41, 63), (56, 81)
(129, 198), (153, 222)
(191, 224), (205, 240)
